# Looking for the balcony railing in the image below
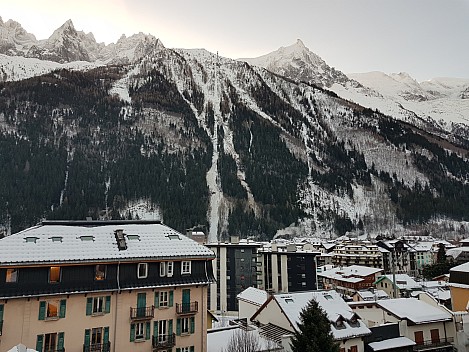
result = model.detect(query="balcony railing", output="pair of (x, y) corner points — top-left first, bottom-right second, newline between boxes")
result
(413, 337), (454, 351)
(43, 349), (65, 352)
(83, 342), (111, 352)
(152, 334), (176, 350)
(130, 306), (154, 320)
(176, 302), (198, 314)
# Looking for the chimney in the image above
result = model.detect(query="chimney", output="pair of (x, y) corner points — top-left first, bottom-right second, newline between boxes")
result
(231, 236), (239, 244)
(115, 229), (127, 250)
(287, 244), (297, 252)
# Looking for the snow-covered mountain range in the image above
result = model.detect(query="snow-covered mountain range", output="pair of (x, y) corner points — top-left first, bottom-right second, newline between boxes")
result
(0, 17), (163, 65)
(1, 17), (469, 240)
(241, 40), (469, 139)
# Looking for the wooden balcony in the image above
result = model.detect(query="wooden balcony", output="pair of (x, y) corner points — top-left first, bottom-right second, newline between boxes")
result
(176, 302), (198, 315)
(130, 306), (154, 320)
(152, 334), (176, 350)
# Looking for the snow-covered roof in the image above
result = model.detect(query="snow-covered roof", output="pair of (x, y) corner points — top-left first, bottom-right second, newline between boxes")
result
(207, 325), (281, 352)
(368, 337), (416, 351)
(237, 287), (269, 306)
(355, 289), (389, 301)
(377, 298), (452, 324)
(446, 247), (469, 260)
(377, 274), (420, 290)
(319, 265), (383, 283)
(0, 221), (215, 265)
(274, 290), (371, 340)
(7, 344), (38, 352)
(450, 261), (469, 273)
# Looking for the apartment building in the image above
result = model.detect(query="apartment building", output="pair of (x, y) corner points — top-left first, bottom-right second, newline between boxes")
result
(206, 237), (263, 313)
(0, 220), (215, 352)
(331, 242), (383, 269)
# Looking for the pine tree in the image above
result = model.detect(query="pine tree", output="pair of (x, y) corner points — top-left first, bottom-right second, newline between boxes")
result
(290, 298), (340, 352)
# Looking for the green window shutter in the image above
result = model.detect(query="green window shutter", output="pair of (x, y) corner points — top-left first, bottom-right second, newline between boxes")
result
(57, 332), (64, 351)
(104, 327), (110, 343)
(0, 304), (4, 321)
(145, 321), (151, 340)
(154, 291), (159, 307)
(176, 318), (181, 336)
(84, 329), (91, 346)
(190, 346), (194, 352)
(86, 297), (92, 316)
(169, 319), (173, 335)
(130, 323), (135, 342)
(38, 301), (46, 320)
(190, 316), (195, 334)
(59, 299), (67, 318)
(105, 296), (111, 313)
(153, 320), (158, 340)
(169, 290), (174, 307)
(176, 349), (181, 352)
(36, 335), (44, 352)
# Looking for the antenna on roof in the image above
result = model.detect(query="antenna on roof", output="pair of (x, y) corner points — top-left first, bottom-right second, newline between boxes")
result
(115, 229), (127, 251)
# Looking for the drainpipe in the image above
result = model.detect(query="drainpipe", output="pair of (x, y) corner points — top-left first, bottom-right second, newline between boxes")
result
(113, 261), (121, 352)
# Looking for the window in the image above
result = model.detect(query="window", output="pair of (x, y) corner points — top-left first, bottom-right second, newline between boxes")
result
(85, 327), (109, 352)
(95, 265), (106, 281)
(44, 333), (58, 351)
(91, 327), (103, 347)
(160, 261), (174, 277)
(181, 317), (190, 334)
(177, 316), (195, 336)
(138, 263), (148, 279)
(135, 322), (145, 340)
(6, 268), (18, 283)
(93, 297), (104, 314)
(180, 347), (194, 352)
(181, 261), (191, 275)
(39, 300), (66, 320)
(46, 301), (59, 319)
(160, 291), (169, 307)
(49, 266), (61, 283)
(86, 296), (110, 316)
(167, 262), (174, 277)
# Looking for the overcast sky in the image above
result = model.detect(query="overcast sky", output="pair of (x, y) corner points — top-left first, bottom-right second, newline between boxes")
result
(2, 0), (468, 81)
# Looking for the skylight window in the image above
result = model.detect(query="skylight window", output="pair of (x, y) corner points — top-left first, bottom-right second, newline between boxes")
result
(50, 236), (63, 242)
(127, 234), (140, 241)
(323, 294), (333, 300)
(285, 298), (294, 304)
(79, 235), (95, 241)
(24, 236), (39, 243)
(167, 234), (181, 240)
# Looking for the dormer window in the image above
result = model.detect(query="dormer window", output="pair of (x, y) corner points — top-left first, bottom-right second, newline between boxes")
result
(49, 266), (61, 283)
(95, 265), (106, 281)
(181, 261), (191, 275)
(137, 263), (148, 279)
(6, 268), (18, 283)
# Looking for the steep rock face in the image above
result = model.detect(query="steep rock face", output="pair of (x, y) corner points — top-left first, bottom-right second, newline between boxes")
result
(97, 33), (164, 64)
(0, 17), (37, 56)
(241, 39), (360, 89)
(25, 20), (91, 63)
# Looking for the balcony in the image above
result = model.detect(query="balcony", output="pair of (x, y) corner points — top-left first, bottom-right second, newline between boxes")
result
(130, 306), (154, 320)
(83, 342), (111, 352)
(413, 337), (454, 351)
(152, 334), (176, 350)
(176, 302), (198, 315)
